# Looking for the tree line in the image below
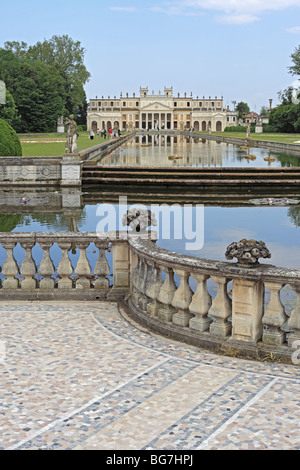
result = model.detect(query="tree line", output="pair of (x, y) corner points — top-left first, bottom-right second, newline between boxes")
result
(0, 35), (90, 133)
(267, 45), (300, 133)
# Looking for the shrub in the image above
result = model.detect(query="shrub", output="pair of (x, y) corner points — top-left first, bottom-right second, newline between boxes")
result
(77, 124), (87, 131)
(262, 124), (278, 133)
(224, 125), (247, 132)
(0, 118), (22, 156)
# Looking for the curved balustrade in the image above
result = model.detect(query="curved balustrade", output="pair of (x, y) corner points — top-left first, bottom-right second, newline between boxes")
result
(0, 231), (299, 361)
(128, 237), (300, 361)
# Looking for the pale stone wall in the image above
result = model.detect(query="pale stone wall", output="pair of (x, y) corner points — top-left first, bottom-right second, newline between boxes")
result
(87, 87), (234, 132)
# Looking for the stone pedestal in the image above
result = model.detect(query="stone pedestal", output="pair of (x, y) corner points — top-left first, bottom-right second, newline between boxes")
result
(61, 154), (82, 187)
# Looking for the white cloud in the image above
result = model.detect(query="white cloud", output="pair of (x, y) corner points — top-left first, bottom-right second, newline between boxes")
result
(110, 6), (138, 12)
(149, 0), (300, 24)
(287, 26), (300, 34)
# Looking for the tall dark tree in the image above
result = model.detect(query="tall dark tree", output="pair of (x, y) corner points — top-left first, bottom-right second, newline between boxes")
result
(236, 102), (250, 119)
(289, 44), (300, 77)
(3, 35), (91, 122)
(0, 50), (67, 132)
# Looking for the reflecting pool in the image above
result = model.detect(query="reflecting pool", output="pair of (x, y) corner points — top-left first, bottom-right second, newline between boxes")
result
(98, 134), (300, 168)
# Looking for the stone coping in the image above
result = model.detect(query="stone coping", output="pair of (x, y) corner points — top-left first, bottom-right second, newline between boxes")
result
(129, 237), (300, 284)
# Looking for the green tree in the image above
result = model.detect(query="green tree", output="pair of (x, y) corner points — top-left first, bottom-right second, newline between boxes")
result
(3, 41), (28, 59)
(3, 36), (90, 119)
(0, 50), (67, 132)
(289, 44), (300, 76)
(25, 35), (90, 116)
(236, 102), (250, 119)
(260, 106), (269, 116)
(0, 89), (20, 127)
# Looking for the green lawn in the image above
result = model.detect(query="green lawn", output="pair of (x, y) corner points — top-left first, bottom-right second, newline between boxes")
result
(19, 130), (300, 156)
(20, 131), (110, 157)
(210, 131), (300, 144)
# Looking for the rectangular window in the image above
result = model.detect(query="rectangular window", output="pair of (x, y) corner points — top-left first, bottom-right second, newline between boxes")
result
(123, 102), (126, 107)
(98, 102), (101, 107)
(136, 102), (139, 107)
(187, 102), (190, 107)
(110, 102), (114, 107)
(174, 102), (177, 107)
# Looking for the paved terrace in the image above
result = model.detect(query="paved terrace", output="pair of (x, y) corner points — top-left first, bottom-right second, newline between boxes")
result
(1, 300), (299, 451)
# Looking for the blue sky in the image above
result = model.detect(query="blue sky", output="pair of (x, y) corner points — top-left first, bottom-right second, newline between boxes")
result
(1, 0), (300, 111)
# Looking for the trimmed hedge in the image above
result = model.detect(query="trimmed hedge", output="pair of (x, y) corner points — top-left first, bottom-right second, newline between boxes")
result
(0, 119), (22, 156)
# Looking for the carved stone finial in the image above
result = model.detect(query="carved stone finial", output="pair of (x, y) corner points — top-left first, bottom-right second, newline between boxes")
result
(225, 239), (271, 268)
(122, 209), (157, 233)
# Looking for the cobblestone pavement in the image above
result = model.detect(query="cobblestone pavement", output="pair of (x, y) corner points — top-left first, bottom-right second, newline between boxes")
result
(0, 301), (299, 451)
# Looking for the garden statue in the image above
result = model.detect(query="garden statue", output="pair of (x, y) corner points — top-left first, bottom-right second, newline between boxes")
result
(122, 208), (157, 233)
(246, 122), (251, 139)
(64, 114), (79, 154)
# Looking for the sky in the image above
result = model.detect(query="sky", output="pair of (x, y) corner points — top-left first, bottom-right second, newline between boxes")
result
(1, 0), (300, 112)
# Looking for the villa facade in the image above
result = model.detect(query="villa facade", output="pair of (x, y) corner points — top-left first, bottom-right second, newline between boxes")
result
(87, 87), (237, 133)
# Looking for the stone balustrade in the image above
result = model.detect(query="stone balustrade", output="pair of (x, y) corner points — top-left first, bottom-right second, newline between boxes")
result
(0, 232), (133, 301)
(0, 231), (299, 362)
(128, 237), (300, 362)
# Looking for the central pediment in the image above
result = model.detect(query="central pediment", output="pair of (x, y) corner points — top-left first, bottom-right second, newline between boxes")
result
(140, 101), (173, 112)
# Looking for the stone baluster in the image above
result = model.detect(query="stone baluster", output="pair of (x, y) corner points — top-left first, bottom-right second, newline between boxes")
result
(189, 274), (212, 332)
(94, 242), (110, 289)
(1, 242), (19, 289)
(20, 241), (37, 290)
(262, 282), (287, 346)
(131, 256), (142, 305)
(287, 283), (300, 347)
(172, 269), (193, 327)
(138, 260), (152, 311)
(146, 263), (164, 318)
(38, 241), (55, 289)
(157, 266), (177, 322)
(209, 276), (232, 337)
(57, 241), (73, 289)
(75, 241), (91, 289)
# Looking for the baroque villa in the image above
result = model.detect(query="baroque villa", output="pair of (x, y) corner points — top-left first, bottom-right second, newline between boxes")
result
(87, 87), (237, 133)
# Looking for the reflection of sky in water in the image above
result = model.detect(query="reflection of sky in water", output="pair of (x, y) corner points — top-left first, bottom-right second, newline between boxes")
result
(11, 204), (300, 269)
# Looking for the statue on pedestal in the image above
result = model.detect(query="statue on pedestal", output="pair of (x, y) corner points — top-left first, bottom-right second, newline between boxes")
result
(246, 122), (251, 139)
(64, 114), (79, 155)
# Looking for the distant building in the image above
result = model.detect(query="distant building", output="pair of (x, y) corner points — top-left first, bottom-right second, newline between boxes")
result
(87, 87), (237, 133)
(243, 112), (259, 124)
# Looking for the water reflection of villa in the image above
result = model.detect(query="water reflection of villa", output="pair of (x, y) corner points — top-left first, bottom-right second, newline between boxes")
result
(88, 87), (237, 133)
(101, 134), (225, 167)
